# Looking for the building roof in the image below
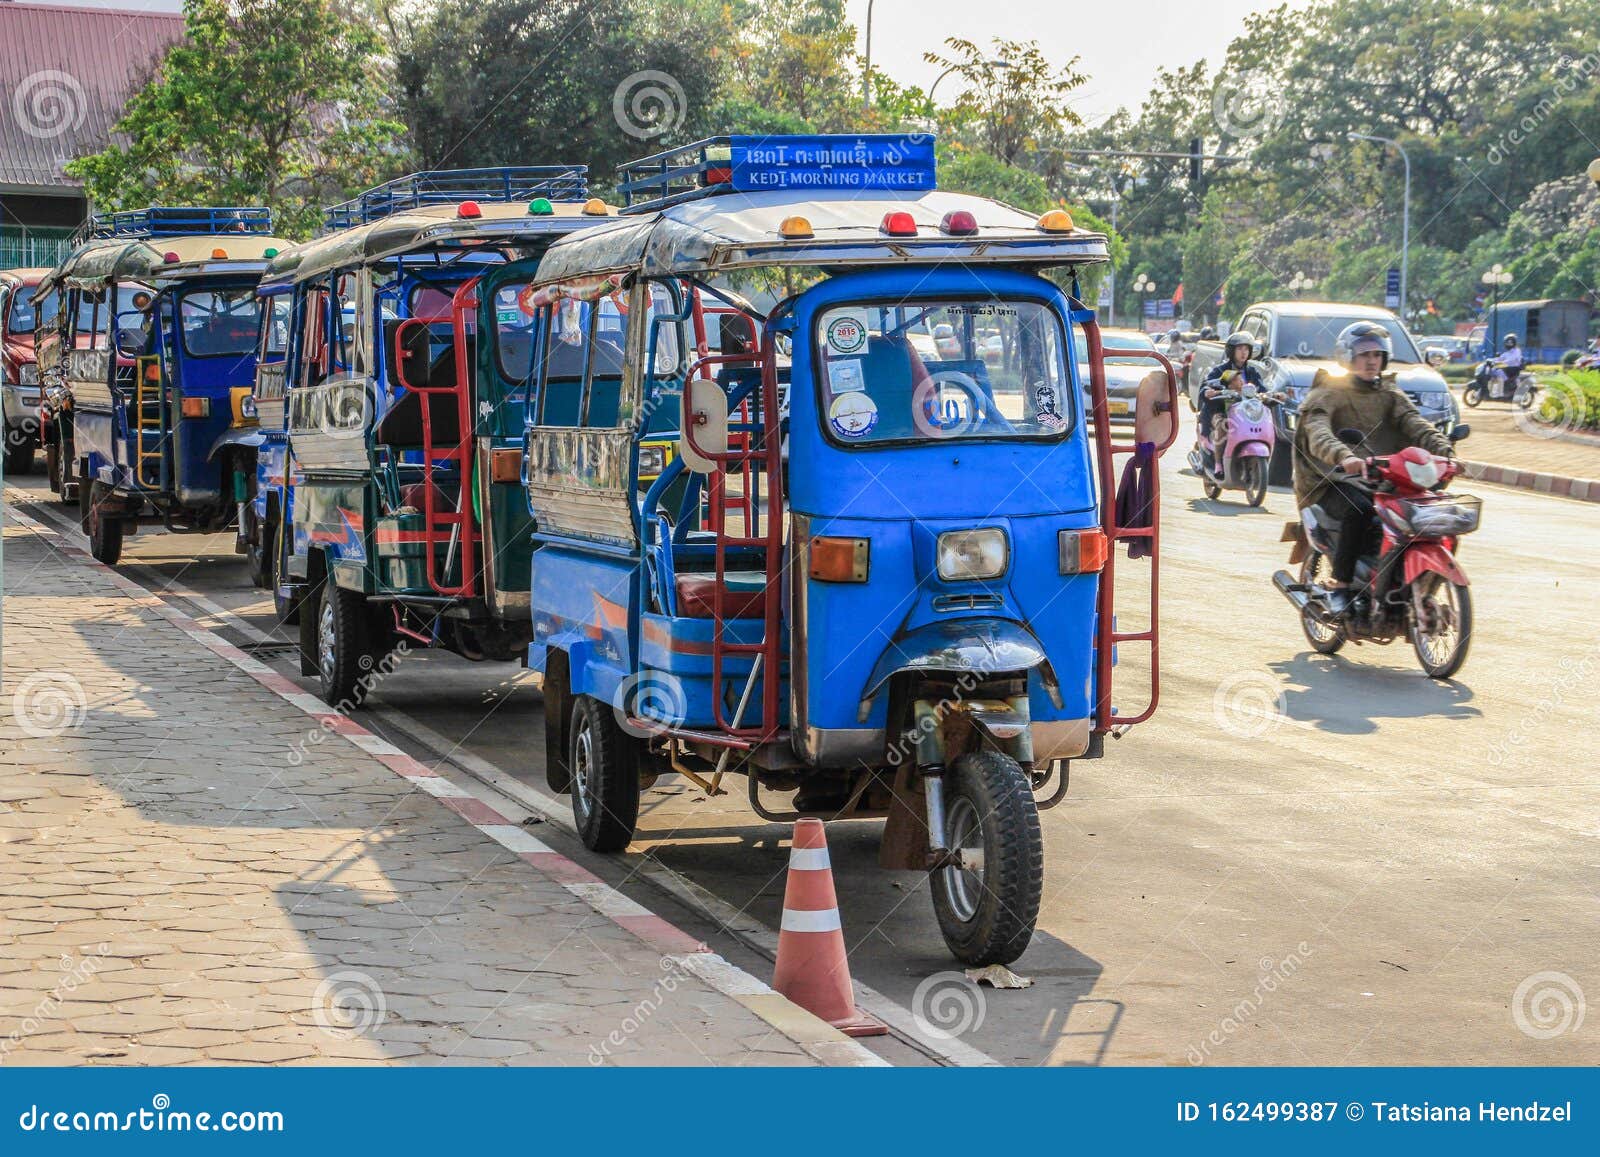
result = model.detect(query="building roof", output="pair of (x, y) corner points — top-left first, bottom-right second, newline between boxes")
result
(0, 3), (185, 193)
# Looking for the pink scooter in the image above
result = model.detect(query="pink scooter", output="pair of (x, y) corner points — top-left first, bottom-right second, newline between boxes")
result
(1188, 384), (1283, 507)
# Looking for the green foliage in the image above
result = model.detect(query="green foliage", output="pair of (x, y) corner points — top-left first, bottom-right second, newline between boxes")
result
(66, 0), (406, 238)
(1541, 370), (1600, 430)
(926, 37), (1085, 168)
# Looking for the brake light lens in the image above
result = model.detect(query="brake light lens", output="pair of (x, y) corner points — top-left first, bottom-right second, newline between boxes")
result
(937, 529), (1008, 581)
(940, 210), (978, 236)
(1059, 528), (1108, 574)
(457, 200), (482, 219)
(180, 397), (210, 418)
(880, 211), (918, 237)
(809, 535), (869, 582)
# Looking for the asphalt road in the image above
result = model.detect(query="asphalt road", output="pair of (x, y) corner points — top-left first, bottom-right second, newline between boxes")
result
(7, 412), (1597, 1067)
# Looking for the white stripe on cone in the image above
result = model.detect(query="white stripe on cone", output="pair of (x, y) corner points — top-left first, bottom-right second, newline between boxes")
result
(788, 846), (831, 871)
(780, 907), (843, 933)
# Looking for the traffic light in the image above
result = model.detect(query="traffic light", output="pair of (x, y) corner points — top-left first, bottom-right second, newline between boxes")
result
(1189, 138), (1202, 183)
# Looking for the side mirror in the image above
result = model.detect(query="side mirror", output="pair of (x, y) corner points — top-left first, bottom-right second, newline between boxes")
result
(391, 318), (432, 391)
(1448, 423), (1471, 442)
(1425, 348), (1447, 367)
(113, 311), (147, 359)
(678, 376), (728, 474)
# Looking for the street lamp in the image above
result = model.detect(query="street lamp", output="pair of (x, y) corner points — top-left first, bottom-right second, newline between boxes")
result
(1481, 263), (1513, 349)
(1350, 132), (1410, 317)
(1288, 271), (1314, 298)
(1132, 273), (1155, 329)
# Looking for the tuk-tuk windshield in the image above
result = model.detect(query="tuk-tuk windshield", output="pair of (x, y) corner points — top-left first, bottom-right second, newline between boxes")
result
(179, 288), (261, 357)
(814, 298), (1071, 445)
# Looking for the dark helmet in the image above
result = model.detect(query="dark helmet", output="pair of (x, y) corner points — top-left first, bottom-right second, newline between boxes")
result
(1334, 321), (1392, 371)
(1503, 333), (1519, 347)
(1200, 326), (1218, 340)
(1224, 332), (1255, 358)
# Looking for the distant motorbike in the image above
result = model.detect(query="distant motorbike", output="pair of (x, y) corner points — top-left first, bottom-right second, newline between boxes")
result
(1188, 383), (1283, 506)
(1273, 428), (1478, 680)
(1464, 359), (1537, 409)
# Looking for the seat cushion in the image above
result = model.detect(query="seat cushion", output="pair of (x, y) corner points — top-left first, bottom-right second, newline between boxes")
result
(676, 571), (767, 619)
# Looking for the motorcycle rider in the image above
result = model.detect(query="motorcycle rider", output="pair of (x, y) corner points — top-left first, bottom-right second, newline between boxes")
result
(1489, 333), (1523, 398)
(1293, 321), (1455, 615)
(1199, 332), (1262, 472)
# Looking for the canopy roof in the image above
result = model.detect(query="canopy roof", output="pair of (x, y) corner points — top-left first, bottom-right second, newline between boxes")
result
(49, 234), (291, 290)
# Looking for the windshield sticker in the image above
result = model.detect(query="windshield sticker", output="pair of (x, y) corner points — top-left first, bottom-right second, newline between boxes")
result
(824, 311), (870, 356)
(827, 358), (866, 393)
(829, 391), (879, 438)
(1032, 381), (1066, 429)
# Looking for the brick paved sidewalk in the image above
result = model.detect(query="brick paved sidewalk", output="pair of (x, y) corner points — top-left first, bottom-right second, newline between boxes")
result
(1451, 388), (1600, 493)
(0, 507), (831, 1067)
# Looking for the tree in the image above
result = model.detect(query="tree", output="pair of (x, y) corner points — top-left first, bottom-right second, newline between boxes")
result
(926, 38), (1085, 169)
(67, 0), (406, 238)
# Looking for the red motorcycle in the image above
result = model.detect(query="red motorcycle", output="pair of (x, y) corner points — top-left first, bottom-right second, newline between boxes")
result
(1274, 435), (1479, 679)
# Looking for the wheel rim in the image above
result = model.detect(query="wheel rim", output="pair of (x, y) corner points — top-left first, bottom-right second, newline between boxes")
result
(1301, 554), (1342, 644)
(938, 794), (986, 924)
(1415, 576), (1461, 668)
(571, 717), (594, 819)
(318, 594), (337, 674)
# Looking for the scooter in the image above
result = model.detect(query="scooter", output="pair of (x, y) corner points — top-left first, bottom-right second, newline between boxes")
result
(1464, 359), (1536, 409)
(1187, 382), (1283, 507)
(1273, 428), (1478, 679)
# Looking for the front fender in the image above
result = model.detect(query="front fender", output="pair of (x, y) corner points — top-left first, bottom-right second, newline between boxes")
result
(208, 426), (266, 462)
(1403, 542), (1468, 588)
(859, 617), (1063, 715)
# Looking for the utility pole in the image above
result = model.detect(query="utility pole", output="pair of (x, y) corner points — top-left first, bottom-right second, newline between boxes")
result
(1350, 132), (1410, 317)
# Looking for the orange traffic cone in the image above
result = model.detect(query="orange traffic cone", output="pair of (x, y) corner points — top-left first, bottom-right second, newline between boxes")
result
(771, 817), (887, 1037)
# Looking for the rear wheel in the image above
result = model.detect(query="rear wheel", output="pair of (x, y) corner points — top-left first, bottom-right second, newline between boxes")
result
(5, 433), (36, 475)
(1411, 572), (1471, 679)
(931, 750), (1043, 966)
(1514, 383), (1535, 409)
(1462, 383), (1484, 407)
(1299, 550), (1345, 655)
(1201, 474), (1221, 500)
(315, 580), (375, 707)
(85, 482), (123, 566)
(1242, 456), (1267, 506)
(569, 694), (640, 853)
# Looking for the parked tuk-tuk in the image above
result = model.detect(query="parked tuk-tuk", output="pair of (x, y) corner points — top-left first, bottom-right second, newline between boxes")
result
(1, 268), (51, 475)
(519, 135), (1178, 965)
(271, 167), (618, 704)
(48, 207), (290, 564)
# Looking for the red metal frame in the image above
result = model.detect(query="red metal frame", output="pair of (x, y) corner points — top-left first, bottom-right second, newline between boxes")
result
(1081, 323), (1179, 732)
(679, 332), (785, 743)
(389, 278), (482, 598)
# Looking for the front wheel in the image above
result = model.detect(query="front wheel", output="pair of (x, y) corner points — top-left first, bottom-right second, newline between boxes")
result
(5, 433), (36, 475)
(1242, 456), (1267, 506)
(1411, 572), (1471, 679)
(85, 482), (124, 566)
(314, 580), (375, 707)
(568, 694), (640, 852)
(1462, 383), (1484, 407)
(931, 750), (1043, 966)
(1201, 474), (1221, 500)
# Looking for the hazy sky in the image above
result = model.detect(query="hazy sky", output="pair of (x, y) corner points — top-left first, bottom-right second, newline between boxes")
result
(42, 0), (1317, 124)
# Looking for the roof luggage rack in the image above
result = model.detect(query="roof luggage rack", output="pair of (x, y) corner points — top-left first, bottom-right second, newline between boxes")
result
(79, 206), (273, 242)
(617, 134), (937, 214)
(322, 166), (590, 231)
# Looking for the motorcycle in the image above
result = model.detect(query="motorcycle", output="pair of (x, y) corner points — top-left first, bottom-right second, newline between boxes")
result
(1187, 381), (1283, 506)
(1273, 428), (1478, 679)
(1463, 359), (1537, 409)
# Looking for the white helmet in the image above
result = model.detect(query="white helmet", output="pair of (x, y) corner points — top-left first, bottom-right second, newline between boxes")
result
(1334, 321), (1392, 371)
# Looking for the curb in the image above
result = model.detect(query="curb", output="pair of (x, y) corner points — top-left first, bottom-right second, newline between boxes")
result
(2, 496), (888, 1069)
(1458, 459), (1600, 503)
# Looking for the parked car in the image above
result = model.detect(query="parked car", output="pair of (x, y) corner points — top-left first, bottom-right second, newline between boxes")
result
(0, 268), (49, 474)
(1418, 335), (1471, 363)
(1078, 327), (1159, 423)
(1188, 302), (1458, 486)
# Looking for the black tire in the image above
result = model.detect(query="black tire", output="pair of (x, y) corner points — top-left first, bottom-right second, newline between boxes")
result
(78, 465), (91, 532)
(931, 750), (1043, 966)
(314, 579), (375, 708)
(45, 438), (59, 493)
(5, 433), (36, 475)
(1411, 573), (1472, 680)
(1299, 550), (1346, 655)
(243, 503), (271, 589)
(568, 694), (640, 853)
(86, 482), (124, 566)
(1242, 456), (1267, 507)
(1462, 383), (1483, 408)
(1514, 385), (1535, 410)
(1201, 475), (1221, 500)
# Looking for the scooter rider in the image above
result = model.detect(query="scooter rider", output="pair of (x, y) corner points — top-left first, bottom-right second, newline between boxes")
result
(1199, 332), (1262, 471)
(1293, 321), (1455, 615)
(1490, 333), (1523, 398)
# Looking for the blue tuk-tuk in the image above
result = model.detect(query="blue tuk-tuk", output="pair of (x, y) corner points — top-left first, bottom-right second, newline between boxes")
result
(50, 207), (290, 564)
(269, 168), (621, 705)
(521, 135), (1177, 965)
